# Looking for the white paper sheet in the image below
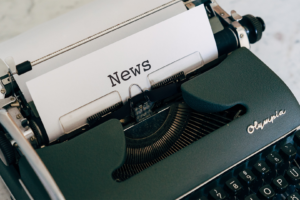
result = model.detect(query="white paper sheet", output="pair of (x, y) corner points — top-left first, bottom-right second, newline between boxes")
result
(0, 0), (186, 102)
(27, 5), (218, 142)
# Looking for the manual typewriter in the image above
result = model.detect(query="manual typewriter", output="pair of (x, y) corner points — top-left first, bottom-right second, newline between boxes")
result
(0, 0), (300, 199)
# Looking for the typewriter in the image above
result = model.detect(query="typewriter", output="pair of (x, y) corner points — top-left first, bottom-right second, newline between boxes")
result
(0, 0), (299, 199)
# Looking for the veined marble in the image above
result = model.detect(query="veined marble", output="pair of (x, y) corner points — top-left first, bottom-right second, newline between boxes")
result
(0, 0), (299, 199)
(0, 0), (93, 42)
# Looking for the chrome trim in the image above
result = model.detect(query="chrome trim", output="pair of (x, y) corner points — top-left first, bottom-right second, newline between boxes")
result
(233, 23), (250, 49)
(19, 179), (34, 200)
(30, 0), (183, 67)
(185, 2), (195, 10)
(0, 109), (65, 200)
(177, 125), (300, 199)
(231, 10), (242, 21)
(0, 175), (15, 200)
(0, 80), (6, 100)
(183, 0), (196, 4)
(210, 0), (250, 49)
(7, 107), (34, 143)
(210, 0), (231, 24)
(1, 77), (12, 86)
(0, 96), (16, 108)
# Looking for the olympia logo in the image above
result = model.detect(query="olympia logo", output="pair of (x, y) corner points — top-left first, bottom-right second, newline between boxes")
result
(247, 110), (286, 134)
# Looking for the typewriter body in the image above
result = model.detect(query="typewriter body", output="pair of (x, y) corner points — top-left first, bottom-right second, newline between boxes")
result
(0, 0), (300, 199)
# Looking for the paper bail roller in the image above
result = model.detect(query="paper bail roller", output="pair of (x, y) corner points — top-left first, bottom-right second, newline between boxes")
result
(148, 52), (204, 88)
(59, 91), (121, 134)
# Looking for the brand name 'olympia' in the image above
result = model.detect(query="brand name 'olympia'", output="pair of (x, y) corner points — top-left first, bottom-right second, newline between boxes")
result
(107, 60), (151, 87)
(247, 110), (286, 134)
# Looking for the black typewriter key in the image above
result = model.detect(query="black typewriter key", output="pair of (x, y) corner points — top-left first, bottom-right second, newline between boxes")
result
(238, 169), (257, 186)
(279, 143), (297, 161)
(266, 152), (283, 170)
(252, 161), (272, 183)
(287, 192), (300, 200)
(257, 184), (275, 199)
(225, 177), (245, 198)
(244, 194), (259, 200)
(293, 130), (300, 147)
(271, 175), (288, 193)
(285, 167), (300, 185)
(208, 187), (228, 200)
(198, 196), (208, 200)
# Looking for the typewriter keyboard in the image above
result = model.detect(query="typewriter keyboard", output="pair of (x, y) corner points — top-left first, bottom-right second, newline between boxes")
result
(184, 129), (300, 200)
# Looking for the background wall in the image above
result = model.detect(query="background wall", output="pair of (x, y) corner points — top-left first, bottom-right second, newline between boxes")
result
(0, 0), (299, 199)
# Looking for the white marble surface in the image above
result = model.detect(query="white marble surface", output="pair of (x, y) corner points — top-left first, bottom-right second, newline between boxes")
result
(0, 0), (299, 199)
(220, 0), (300, 103)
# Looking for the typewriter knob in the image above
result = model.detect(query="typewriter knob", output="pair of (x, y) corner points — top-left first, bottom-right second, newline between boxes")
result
(29, 119), (47, 146)
(239, 15), (265, 44)
(0, 132), (16, 166)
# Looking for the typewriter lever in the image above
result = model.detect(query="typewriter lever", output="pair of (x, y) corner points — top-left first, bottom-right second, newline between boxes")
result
(129, 84), (154, 123)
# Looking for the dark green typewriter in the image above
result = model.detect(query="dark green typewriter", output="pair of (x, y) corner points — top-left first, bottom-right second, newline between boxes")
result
(1, 1), (298, 200)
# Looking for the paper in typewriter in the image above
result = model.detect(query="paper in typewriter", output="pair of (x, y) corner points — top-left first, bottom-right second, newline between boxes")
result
(27, 5), (218, 142)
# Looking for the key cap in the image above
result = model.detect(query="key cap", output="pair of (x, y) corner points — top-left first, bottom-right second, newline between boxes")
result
(257, 184), (275, 199)
(208, 187), (228, 200)
(285, 167), (300, 185)
(238, 169), (257, 187)
(225, 177), (245, 198)
(287, 192), (300, 200)
(279, 143), (297, 161)
(244, 194), (259, 200)
(293, 130), (300, 147)
(266, 151), (283, 170)
(198, 196), (208, 200)
(252, 161), (272, 182)
(271, 175), (288, 193)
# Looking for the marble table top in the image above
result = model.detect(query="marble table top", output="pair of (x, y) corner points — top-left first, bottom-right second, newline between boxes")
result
(0, 0), (299, 199)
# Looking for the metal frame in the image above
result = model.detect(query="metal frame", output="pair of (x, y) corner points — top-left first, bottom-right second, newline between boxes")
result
(0, 109), (65, 200)
(210, 0), (250, 49)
